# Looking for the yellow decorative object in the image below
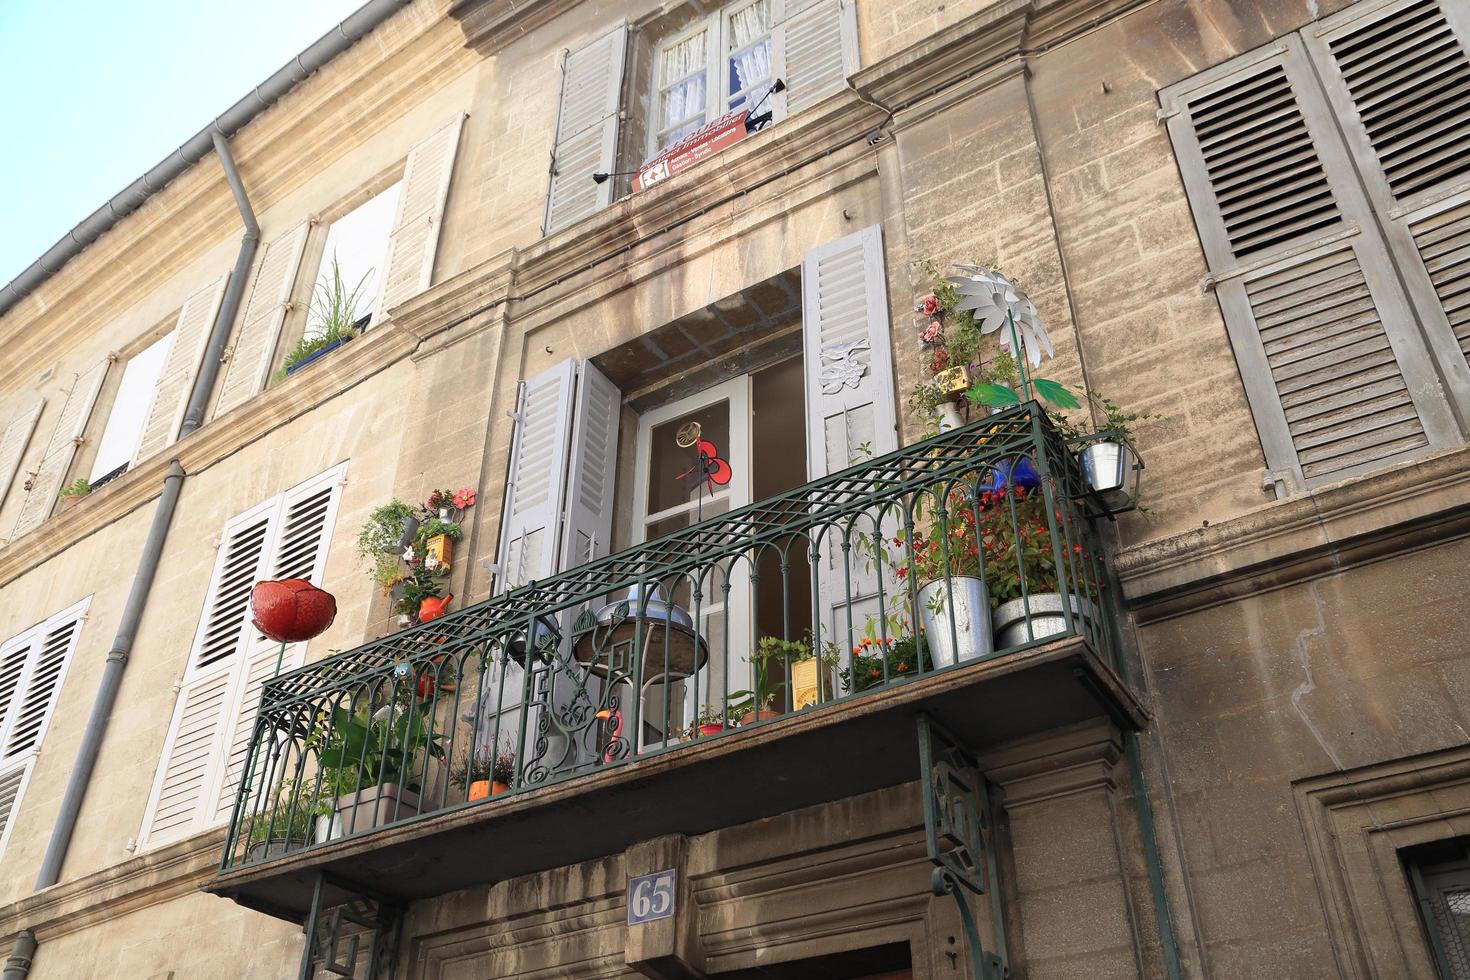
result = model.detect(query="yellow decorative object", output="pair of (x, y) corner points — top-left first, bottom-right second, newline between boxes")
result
(425, 534), (453, 571)
(934, 364), (971, 395)
(791, 659), (820, 710)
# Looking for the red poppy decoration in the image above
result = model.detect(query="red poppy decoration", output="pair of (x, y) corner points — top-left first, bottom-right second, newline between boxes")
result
(677, 439), (732, 495)
(250, 579), (336, 643)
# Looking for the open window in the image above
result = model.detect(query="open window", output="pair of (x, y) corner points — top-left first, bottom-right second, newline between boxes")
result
(86, 329), (173, 488)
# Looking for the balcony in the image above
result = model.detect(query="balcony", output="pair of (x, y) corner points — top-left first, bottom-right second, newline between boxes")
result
(207, 403), (1144, 922)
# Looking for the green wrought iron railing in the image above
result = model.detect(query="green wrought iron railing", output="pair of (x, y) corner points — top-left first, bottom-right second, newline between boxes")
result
(220, 402), (1120, 871)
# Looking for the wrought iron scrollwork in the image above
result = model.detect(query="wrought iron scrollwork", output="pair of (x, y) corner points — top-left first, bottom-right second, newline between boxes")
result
(299, 874), (402, 980)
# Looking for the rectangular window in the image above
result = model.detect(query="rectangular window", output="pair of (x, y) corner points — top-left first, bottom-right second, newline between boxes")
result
(0, 598), (90, 860)
(1407, 841), (1470, 978)
(313, 181), (403, 337)
(1160, 0), (1470, 493)
(136, 463), (346, 849)
(89, 331), (173, 485)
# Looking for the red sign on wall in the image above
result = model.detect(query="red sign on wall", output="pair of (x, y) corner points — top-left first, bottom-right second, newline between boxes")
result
(634, 109), (750, 192)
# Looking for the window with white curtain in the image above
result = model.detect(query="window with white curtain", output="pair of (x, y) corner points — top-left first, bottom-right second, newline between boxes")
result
(653, 0), (778, 152)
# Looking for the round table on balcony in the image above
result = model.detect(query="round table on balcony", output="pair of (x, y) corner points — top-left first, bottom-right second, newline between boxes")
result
(569, 605), (709, 687)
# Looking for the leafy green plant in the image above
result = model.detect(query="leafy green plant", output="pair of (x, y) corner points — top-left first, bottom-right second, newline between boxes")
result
(356, 500), (416, 593)
(840, 628), (933, 694)
(239, 780), (332, 848)
(313, 701), (446, 795)
(976, 486), (1064, 607)
(58, 478), (90, 500)
(415, 517), (464, 547)
(728, 637), (795, 717)
(274, 256), (370, 380)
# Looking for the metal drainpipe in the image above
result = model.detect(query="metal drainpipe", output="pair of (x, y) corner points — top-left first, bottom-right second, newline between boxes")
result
(5, 133), (260, 977)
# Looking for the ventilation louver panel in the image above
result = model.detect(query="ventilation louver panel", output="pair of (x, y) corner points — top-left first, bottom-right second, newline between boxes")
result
(1410, 199), (1470, 362)
(194, 517), (270, 672)
(1191, 64), (1341, 258)
(272, 486), (333, 580)
(1246, 247), (1428, 479)
(5, 619), (78, 756)
(0, 767), (25, 845)
(1328, 0), (1470, 200)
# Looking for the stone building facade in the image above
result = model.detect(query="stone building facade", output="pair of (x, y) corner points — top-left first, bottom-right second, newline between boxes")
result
(0, 0), (1466, 977)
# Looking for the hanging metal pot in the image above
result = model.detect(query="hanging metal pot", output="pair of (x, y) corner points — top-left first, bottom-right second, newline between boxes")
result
(1080, 441), (1140, 513)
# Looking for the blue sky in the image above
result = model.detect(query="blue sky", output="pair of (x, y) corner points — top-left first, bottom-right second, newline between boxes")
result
(0, 0), (366, 284)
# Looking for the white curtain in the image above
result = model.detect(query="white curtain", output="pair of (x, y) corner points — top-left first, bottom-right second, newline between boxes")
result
(660, 29), (708, 141)
(727, 1), (773, 109)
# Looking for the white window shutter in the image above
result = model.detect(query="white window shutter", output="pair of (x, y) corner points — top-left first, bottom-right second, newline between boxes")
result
(379, 116), (465, 314)
(0, 399), (44, 506)
(559, 361), (622, 568)
(1305, 0), (1470, 419)
(214, 222), (311, 419)
(544, 26), (628, 235)
(213, 465), (345, 821)
(0, 763), (32, 861)
(135, 274), (227, 463)
(496, 360), (577, 592)
(801, 224), (897, 652)
(12, 360), (108, 539)
(782, 0), (856, 114)
(137, 671), (234, 848)
(1161, 39), (1460, 490)
(801, 223), (898, 479)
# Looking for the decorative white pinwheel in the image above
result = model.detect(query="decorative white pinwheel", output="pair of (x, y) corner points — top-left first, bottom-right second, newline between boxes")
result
(946, 265), (1079, 410)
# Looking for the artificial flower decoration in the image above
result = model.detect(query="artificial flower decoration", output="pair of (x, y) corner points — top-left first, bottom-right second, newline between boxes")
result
(920, 320), (942, 345)
(920, 294), (941, 317)
(945, 266), (1053, 368)
(452, 488), (476, 510)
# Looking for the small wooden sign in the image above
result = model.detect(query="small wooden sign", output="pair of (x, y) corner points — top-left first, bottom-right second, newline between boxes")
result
(627, 869), (677, 925)
(934, 364), (972, 395)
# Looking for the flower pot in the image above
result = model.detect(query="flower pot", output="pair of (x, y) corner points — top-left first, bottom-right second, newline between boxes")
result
(468, 780), (490, 801)
(393, 515), (421, 553)
(790, 658), (820, 710)
(424, 533), (453, 571)
(935, 401), (965, 432)
(247, 834), (310, 862)
(697, 722), (725, 737)
(1080, 441), (1139, 513)
(738, 708), (781, 726)
(283, 335), (349, 377)
(918, 576), (993, 668)
(993, 593), (1098, 649)
(333, 784), (421, 836)
(58, 494), (85, 510)
(491, 780), (510, 796)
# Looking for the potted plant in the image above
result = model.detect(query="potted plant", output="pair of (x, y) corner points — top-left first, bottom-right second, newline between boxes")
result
(692, 704), (727, 737)
(840, 625), (933, 695)
(57, 478), (90, 509)
(356, 500), (418, 597)
(981, 485), (1097, 648)
(313, 696), (446, 837)
(887, 483), (994, 669)
(277, 256), (369, 380)
(1061, 391), (1163, 514)
(728, 640), (787, 725)
(450, 746), (495, 801)
(490, 741), (515, 796)
(415, 488), (475, 572)
(238, 780), (331, 862)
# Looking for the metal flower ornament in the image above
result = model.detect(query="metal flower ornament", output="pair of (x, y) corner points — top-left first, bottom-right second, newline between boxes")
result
(944, 266), (1079, 411)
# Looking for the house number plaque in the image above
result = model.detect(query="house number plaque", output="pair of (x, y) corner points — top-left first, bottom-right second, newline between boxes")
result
(627, 869), (676, 925)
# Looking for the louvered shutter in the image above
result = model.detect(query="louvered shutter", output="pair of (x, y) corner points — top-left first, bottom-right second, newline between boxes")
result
(138, 499), (276, 848)
(1306, 0), (1470, 421)
(12, 360), (108, 539)
(1161, 38), (1460, 490)
(0, 599), (90, 859)
(379, 116), (465, 314)
(781, 0), (856, 114)
(559, 362), (622, 568)
(496, 360), (577, 592)
(214, 222), (310, 418)
(545, 26), (628, 234)
(0, 399), (44, 506)
(801, 224), (898, 652)
(213, 466), (344, 822)
(135, 275), (227, 462)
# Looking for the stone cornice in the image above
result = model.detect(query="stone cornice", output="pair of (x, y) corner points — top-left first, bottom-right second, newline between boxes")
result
(449, 0), (588, 55)
(0, 325), (416, 588)
(1115, 445), (1470, 622)
(0, 830), (225, 945)
(0, 0), (472, 393)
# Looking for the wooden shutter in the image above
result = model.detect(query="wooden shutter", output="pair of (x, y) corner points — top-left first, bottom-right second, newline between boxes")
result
(545, 26), (628, 235)
(559, 361), (622, 568)
(0, 399), (44, 506)
(1306, 0), (1470, 421)
(496, 360), (577, 592)
(213, 466), (344, 822)
(379, 116), (465, 314)
(11, 360), (108, 539)
(801, 224), (898, 652)
(782, 0), (856, 114)
(1161, 37), (1460, 490)
(135, 274), (227, 462)
(139, 464), (344, 847)
(214, 222), (310, 418)
(0, 599), (90, 859)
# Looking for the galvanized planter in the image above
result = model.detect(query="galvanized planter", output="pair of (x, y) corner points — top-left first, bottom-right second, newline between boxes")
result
(1080, 441), (1138, 512)
(993, 593), (1097, 648)
(918, 577), (993, 668)
(247, 835), (311, 863)
(332, 784), (421, 837)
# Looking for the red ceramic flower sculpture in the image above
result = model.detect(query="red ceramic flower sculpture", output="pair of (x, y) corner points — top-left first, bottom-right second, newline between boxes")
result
(250, 579), (337, 643)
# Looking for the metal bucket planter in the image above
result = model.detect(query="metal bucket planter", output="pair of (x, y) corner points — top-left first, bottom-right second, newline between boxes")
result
(247, 834), (310, 862)
(332, 784), (421, 837)
(993, 593), (1098, 649)
(918, 577), (993, 669)
(1080, 441), (1139, 513)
